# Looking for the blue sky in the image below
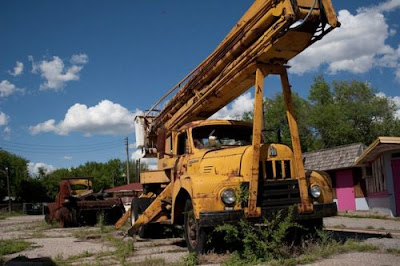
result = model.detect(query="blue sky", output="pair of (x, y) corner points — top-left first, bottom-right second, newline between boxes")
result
(0, 0), (399, 174)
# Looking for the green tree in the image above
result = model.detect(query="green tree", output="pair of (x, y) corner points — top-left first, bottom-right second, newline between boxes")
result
(308, 76), (399, 148)
(0, 150), (29, 201)
(243, 92), (318, 152)
(41, 159), (148, 200)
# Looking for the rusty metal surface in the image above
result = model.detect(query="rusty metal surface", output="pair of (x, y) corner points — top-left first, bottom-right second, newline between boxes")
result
(45, 178), (125, 227)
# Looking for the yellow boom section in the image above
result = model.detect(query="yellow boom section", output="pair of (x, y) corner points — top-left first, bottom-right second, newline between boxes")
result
(149, 0), (338, 133)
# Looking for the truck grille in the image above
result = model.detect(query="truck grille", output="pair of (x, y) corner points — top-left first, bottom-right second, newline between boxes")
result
(262, 160), (291, 180)
(257, 179), (301, 208)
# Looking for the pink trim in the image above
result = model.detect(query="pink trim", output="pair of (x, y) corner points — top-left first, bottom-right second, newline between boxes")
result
(367, 191), (388, 198)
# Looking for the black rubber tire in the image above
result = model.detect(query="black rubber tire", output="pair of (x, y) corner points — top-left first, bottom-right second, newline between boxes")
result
(131, 197), (155, 238)
(183, 199), (207, 254)
(44, 214), (51, 224)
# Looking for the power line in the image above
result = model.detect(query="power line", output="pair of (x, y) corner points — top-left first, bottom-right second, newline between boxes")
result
(2, 139), (122, 150)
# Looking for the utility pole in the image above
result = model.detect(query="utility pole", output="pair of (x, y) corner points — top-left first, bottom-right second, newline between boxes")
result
(125, 137), (130, 184)
(6, 167), (11, 214)
(137, 159), (141, 181)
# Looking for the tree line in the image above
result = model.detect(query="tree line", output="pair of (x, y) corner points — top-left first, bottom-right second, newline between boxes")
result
(0, 149), (147, 203)
(245, 76), (400, 152)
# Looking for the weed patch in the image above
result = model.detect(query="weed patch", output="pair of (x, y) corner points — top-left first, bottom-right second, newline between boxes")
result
(0, 239), (31, 256)
(211, 210), (380, 265)
(386, 248), (400, 254)
(97, 212), (105, 233)
(54, 250), (94, 265)
(181, 252), (197, 266)
(213, 207), (299, 264)
(338, 213), (399, 220)
(103, 234), (134, 264)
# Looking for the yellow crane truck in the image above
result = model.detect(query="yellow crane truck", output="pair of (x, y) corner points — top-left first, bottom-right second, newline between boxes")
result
(126, 0), (340, 253)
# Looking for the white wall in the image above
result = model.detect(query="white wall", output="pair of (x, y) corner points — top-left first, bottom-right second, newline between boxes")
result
(366, 196), (394, 217)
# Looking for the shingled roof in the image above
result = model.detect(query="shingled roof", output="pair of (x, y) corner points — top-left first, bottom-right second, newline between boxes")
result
(105, 183), (143, 193)
(303, 143), (366, 171)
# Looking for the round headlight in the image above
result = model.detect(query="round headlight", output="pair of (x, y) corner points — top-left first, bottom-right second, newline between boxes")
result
(310, 185), (321, 198)
(221, 188), (236, 206)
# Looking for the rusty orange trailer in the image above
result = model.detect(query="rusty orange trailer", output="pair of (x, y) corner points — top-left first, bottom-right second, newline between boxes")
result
(45, 177), (125, 227)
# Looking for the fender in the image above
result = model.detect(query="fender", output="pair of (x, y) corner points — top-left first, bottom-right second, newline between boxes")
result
(306, 170), (334, 204)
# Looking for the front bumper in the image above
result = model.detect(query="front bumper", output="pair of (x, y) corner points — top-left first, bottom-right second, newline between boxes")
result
(199, 202), (337, 227)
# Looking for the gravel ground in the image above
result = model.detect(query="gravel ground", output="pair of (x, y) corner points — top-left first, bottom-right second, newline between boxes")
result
(2, 214), (400, 265)
(0, 215), (188, 265)
(307, 252), (400, 266)
(5, 237), (115, 259)
(325, 216), (400, 232)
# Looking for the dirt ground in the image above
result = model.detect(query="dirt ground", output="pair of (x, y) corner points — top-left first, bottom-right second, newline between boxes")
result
(2, 214), (400, 265)
(1, 215), (188, 265)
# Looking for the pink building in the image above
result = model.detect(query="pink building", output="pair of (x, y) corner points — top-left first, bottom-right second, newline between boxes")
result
(304, 137), (400, 216)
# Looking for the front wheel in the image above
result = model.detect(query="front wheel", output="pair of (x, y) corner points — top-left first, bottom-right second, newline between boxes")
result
(183, 199), (207, 254)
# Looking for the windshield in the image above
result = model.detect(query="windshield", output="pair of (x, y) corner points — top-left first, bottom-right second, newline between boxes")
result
(192, 125), (252, 149)
(70, 184), (89, 191)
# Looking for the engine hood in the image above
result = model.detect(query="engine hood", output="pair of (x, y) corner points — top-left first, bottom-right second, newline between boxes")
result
(198, 143), (294, 178)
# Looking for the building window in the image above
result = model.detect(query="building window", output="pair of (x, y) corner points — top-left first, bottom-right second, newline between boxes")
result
(364, 155), (386, 195)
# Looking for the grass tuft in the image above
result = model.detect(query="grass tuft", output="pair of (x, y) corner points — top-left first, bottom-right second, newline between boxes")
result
(181, 252), (197, 266)
(0, 239), (31, 256)
(103, 234), (134, 264)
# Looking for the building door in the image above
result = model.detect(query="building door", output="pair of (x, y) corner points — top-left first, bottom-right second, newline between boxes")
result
(336, 169), (356, 211)
(391, 158), (400, 216)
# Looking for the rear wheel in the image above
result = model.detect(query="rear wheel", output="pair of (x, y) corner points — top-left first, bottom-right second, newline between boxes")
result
(183, 199), (207, 253)
(131, 197), (155, 238)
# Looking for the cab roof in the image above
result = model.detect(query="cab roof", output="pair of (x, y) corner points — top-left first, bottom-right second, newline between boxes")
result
(179, 119), (252, 131)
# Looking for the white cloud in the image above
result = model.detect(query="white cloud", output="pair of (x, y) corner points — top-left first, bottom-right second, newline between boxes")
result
(0, 112), (9, 126)
(131, 149), (157, 170)
(31, 54), (88, 91)
(8, 61), (24, 77)
(211, 92), (254, 119)
(0, 80), (24, 97)
(0, 113), (10, 136)
(290, 4), (400, 82)
(358, 0), (400, 13)
(63, 156), (72, 160)
(30, 99), (141, 136)
(70, 54), (89, 64)
(28, 162), (56, 176)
